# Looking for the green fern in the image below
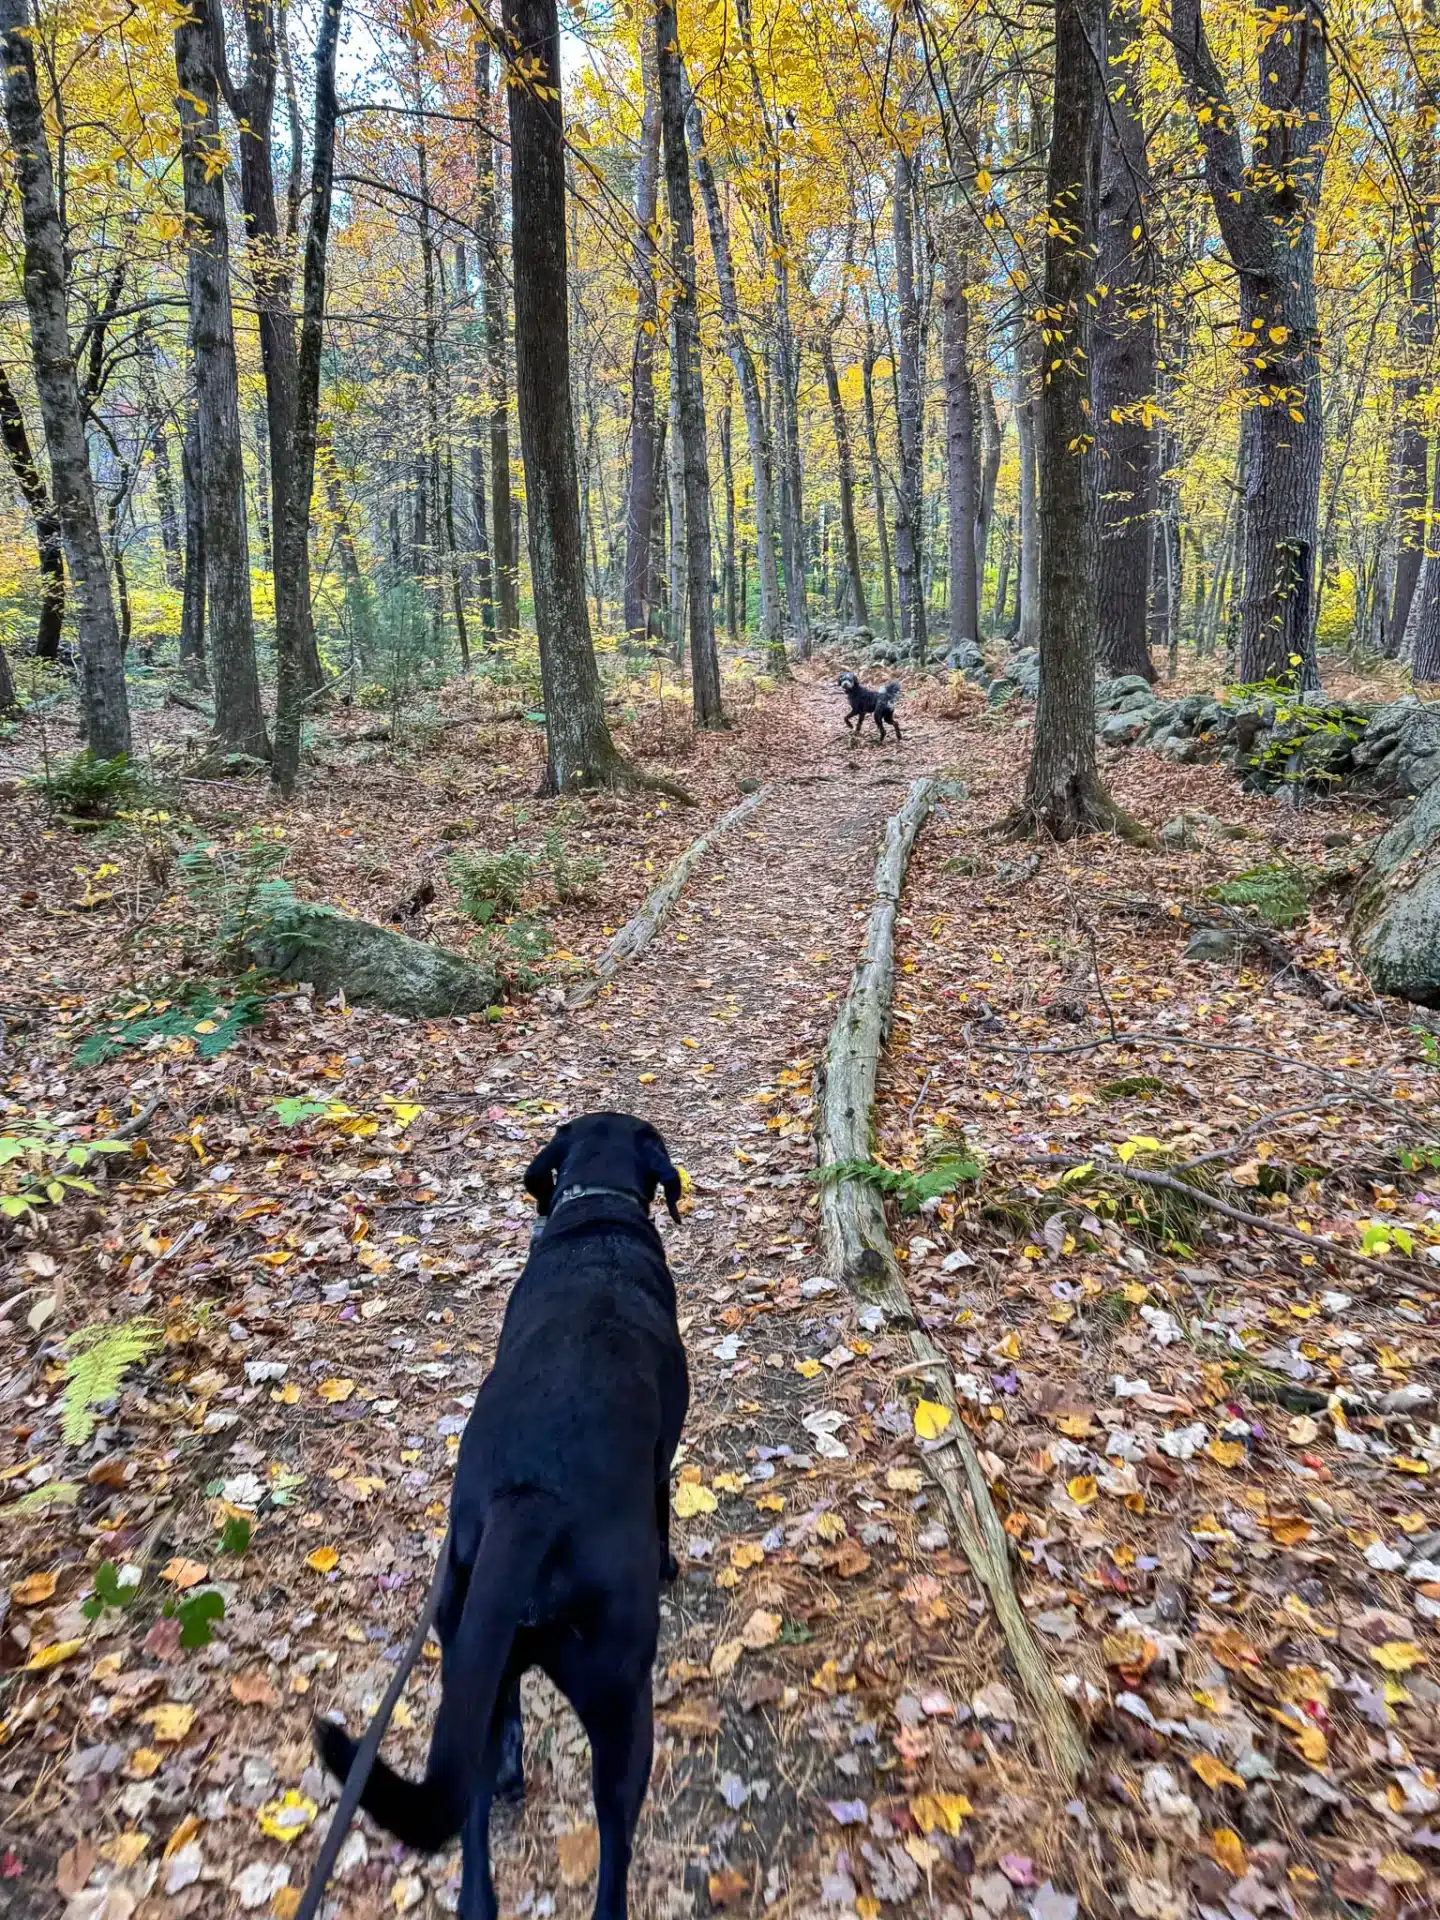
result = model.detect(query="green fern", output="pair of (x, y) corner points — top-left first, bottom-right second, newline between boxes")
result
(818, 1154), (980, 1215)
(62, 1319), (161, 1446)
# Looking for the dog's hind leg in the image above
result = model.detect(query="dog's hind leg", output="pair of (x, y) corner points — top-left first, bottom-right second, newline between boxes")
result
(494, 1675), (525, 1803)
(656, 1478), (678, 1584)
(584, 1677), (654, 1920)
(459, 1666), (526, 1920)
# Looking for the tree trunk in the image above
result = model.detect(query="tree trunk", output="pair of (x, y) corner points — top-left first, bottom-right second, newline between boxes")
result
(1173, 0), (1329, 688)
(941, 254), (979, 648)
(976, 366), (1001, 605)
(820, 335), (867, 624)
(0, 627), (16, 712)
(270, 0), (343, 794)
(1388, 82), (1437, 652)
(136, 318), (182, 591)
(179, 402), (208, 686)
(176, 4), (269, 759)
(688, 89), (786, 670)
(1092, 0), (1156, 681)
(0, 0), (129, 755)
(1020, 0), (1125, 838)
(1013, 322), (1040, 646)
(475, 38), (517, 639)
(656, 0), (722, 726)
(470, 416), (497, 648)
(622, 33), (661, 649)
(215, 0), (324, 698)
(892, 148), (927, 661)
(993, 517), (1013, 626)
(502, 0), (627, 788)
(719, 381), (738, 641)
(0, 358), (65, 659)
(862, 328), (896, 645)
(666, 327), (685, 661)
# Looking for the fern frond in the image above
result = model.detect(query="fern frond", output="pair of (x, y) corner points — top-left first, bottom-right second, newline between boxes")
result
(63, 1318), (161, 1446)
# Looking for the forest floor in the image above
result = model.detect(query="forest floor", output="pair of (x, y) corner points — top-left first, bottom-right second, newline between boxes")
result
(2, 662), (1439, 1920)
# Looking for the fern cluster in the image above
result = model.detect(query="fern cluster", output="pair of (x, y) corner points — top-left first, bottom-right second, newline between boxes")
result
(819, 1153), (979, 1215)
(62, 1319), (160, 1445)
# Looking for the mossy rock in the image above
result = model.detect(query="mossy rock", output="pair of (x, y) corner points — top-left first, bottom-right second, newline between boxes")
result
(245, 902), (501, 1018)
(1350, 781), (1440, 1006)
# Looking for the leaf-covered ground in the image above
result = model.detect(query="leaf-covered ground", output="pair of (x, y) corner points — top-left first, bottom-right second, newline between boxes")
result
(2, 671), (1438, 1920)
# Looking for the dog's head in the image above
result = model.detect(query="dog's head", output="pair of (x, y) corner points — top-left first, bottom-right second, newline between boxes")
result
(523, 1111), (683, 1224)
(883, 679), (901, 700)
(837, 672), (858, 691)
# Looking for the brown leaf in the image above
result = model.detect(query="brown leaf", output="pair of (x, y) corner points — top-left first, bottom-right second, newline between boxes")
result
(557, 1827), (599, 1888)
(160, 1557), (209, 1591)
(660, 1698), (722, 1738)
(707, 1870), (749, 1909)
(56, 1839), (97, 1897)
(10, 1571), (58, 1607)
(231, 1670), (281, 1709)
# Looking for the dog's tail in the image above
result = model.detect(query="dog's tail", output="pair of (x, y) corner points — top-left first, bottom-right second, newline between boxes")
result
(313, 1499), (550, 1852)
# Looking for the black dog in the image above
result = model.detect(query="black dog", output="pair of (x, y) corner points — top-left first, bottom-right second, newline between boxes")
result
(837, 670), (902, 741)
(314, 1113), (690, 1920)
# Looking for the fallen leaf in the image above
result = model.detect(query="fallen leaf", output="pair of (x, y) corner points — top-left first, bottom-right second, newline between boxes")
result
(140, 1702), (195, 1743)
(162, 1817), (202, 1861)
(1211, 1828), (1247, 1878)
(1190, 1753), (1245, 1791)
(231, 1670), (281, 1708)
(740, 1609), (781, 1650)
(710, 1638), (744, 1680)
(1287, 1414), (1319, 1445)
(316, 1378), (355, 1403)
(160, 1557), (209, 1590)
(11, 1571), (58, 1606)
(256, 1791), (318, 1843)
(1296, 1724), (1328, 1767)
(557, 1827), (599, 1887)
(730, 1542), (764, 1570)
(305, 1546), (339, 1574)
(885, 1467), (924, 1493)
(673, 1481), (718, 1518)
(913, 1399), (951, 1440)
(1206, 1438), (1247, 1469)
(910, 1791), (971, 1836)
(1066, 1475), (1098, 1507)
(1372, 1641), (1426, 1674)
(707, 1869), (749, 1909)
(25, 1639), (83, 1672)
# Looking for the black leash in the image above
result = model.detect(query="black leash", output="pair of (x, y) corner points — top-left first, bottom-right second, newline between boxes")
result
(294, 1526), (454, 1920)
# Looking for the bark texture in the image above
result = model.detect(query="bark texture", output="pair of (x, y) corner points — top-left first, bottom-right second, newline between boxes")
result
(1173, 0), (1330, 687)
(0, 357), (64, 658)
(179, 403), (207, 686)
(941, 255), (979, 648)
(175, 3), (269, 757)
(622, 35), (662, 648)
(0, 0), (129, 755)
(502, 0), (626, 788)
(820, 334), (868, 624)
(475, 39), (517, 639)
(1092, 0), (1157, 681)
(892, 149), (927, 660)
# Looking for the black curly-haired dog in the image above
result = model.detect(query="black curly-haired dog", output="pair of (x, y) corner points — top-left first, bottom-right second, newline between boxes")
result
(837, 670), (902, 741)
(314, 1112), (690, 1920)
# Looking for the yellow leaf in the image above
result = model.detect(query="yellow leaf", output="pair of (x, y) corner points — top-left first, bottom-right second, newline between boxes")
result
(317, 1378), (355, 1403)
(127, 1747), (163, 1779)
(1391, 1456), (1430, 1475)
(24, 1638), (83, 1672)
(1377, 1852), (1426, 1887)
(672, 1480), (717, 1518)
(1067, 1475), (1098, 1507)
(709, 1637), (744, 1679)
(141, 1703), (195, 1743)
(1295, 1724), (1328, 1766)
(257, 1790), (318, 1843)
(163, 1815), (202, 1860)
(1371, 1641), (1425, 1674)
(1207, 1439), (1247, 1469)
(885, 1467), (924, 1493)
(1211, 1828), (1247, 1877)
(794, 1358), (823, 1379)
(1121, 1280), (1148, 1304)
(740, 1608), (781, 1649)
(306, 1546), (339, 1574)
(730, 1542), (765, 1569)
(272, 1891), (302, 1920)
(1191, 1752), (1245, 1790)
(713, 1472), (745, 1494)
(160, 1557), (209, 1590)
(913, 1400), (952, 1440)
(1055, 1413), (1094, 1439)
(638, 1073), (656, 1084)
(910, 1792), (972, 1836)
(10, 1571), (58, 1606)
(273, 1382), (301, 1405)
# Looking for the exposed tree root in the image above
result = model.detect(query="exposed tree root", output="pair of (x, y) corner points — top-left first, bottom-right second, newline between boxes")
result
(567, 783), (771, 1007)
(999, 776), (1154, 847)
(812, 773), (1089, 1787)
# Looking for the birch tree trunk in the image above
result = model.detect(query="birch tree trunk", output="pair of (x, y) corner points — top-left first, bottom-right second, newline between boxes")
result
(688, 90), (786, 669)
(942, 254), (979, 648)
(623, 32), (661, 649)
(502, 0), (628, 788)
(0, 0), (129, 756)
(1092, 0), (1156, 681)
(175, 4), (269, 759)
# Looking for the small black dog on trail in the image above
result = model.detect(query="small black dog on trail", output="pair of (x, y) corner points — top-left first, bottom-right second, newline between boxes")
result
(314, 1112), (690, 1920)
(837, 670), (903, 741)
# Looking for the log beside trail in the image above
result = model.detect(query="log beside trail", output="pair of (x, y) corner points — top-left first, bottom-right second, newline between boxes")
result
(567, 783), (771, 1007)
(813, 772), (1090, 1785)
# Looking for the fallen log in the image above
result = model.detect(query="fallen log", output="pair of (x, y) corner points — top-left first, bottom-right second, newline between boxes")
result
(813, 773), (1089, 1785)
(567, 784), (771, 1007)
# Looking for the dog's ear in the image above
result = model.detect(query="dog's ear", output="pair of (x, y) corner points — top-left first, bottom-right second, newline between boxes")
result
(523, 1130), (567, 1216)
(638, 1127), (684, 1225)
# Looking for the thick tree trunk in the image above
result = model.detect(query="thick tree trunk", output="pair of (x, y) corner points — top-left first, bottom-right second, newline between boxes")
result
(1173, 0), (1329, 688)
(1388, 88), (1437, 652)
(941, 255), (979, 648)
(622, 37), (661, 649)
(179, 404), (208, 686)
(666, 332), (685, 660)
(719, 384), (738, 641)
(216, 0), (324, 698)
(176, 5), (269, 758)
(862, 330), (896, 644)
(0, 358), (65, 658)
(0, 629), (16, 712)
(892, 150), (927, 661)
(1020, 0), (1125, 838)
(819, 335), (868, 624)
(475, 40), (517, 639)
(1092, 0), (1156, 681)
(688, 91), (785, 668)
(270, 0), (342, 793)
(0, 0), (129, 755)
(656, 0), (723, 727)
(502, 0), (626, 788)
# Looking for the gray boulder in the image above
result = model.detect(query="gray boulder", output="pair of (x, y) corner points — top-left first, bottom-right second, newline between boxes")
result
(1094, 674), (1158, 713)
(1184, 928), (1247, 963)
(246, 902), (501, 1017)
(1349, 699), (1440, 798)
(1000, 649), (1041, 699)
(1350, 780), (1440, 1006)
(1100, 711), (1150, 747)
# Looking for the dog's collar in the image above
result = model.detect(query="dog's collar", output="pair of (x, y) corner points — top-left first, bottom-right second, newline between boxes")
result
(549, 1183), (649, 1217)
